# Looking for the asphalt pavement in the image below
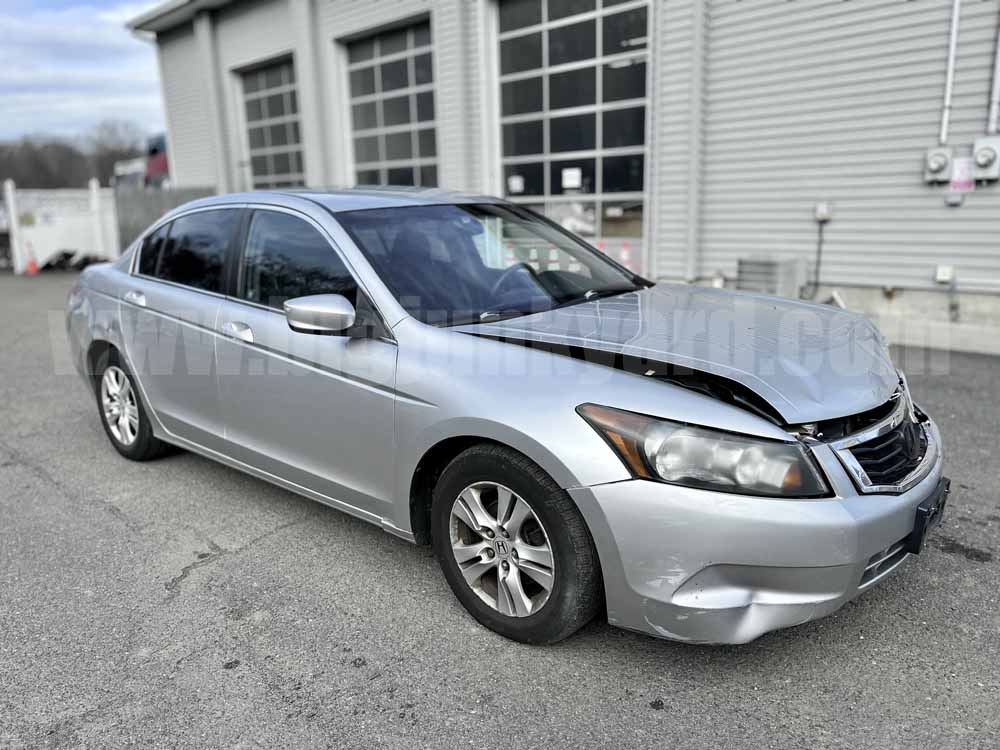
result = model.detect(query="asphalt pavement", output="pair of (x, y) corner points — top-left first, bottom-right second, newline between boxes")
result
(1, 273), (997, 749)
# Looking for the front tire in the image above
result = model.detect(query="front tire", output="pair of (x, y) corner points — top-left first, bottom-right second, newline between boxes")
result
(94, 349), (171, 461)
(432, 443), (602, 644)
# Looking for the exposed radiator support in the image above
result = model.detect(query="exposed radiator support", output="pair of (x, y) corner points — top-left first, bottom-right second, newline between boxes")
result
(939, 0), (963, 145)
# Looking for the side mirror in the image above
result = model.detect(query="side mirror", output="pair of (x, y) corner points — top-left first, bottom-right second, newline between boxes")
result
(283, 294), (356, 334)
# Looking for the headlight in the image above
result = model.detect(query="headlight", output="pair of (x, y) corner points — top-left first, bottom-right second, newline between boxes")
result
(577, 404), (830, 498)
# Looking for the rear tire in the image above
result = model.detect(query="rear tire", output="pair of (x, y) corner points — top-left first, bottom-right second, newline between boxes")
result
(432, 443), (602, 644)
(94, 349), (171, 461)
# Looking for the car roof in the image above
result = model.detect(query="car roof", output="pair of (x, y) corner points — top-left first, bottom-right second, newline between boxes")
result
(176, 187), (507, 214)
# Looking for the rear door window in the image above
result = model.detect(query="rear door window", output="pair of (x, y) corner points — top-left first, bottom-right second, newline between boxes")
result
(137, 223), (170, 277)
(238, 210), (359, 309)
(154, 209), (239, 293)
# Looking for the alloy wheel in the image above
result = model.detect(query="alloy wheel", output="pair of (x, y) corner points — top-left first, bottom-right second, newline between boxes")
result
(449, 482), (555, 617)
(100, 366), (140, 446)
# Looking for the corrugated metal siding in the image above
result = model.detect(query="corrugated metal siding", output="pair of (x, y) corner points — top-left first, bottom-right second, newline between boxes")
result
(156, 24), (218, 188)
(649, 0), (701, 281)
(214, 0), (297, 191)
(700, 0), (1000, 292)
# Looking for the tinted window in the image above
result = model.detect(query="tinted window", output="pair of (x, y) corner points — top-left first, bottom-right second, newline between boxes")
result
(138, 223), (169, 277)
(155, 210), (237, 292)
(240, 211), (358, 309)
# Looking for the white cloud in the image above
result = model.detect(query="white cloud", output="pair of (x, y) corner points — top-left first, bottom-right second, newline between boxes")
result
(0, 2), (165, 140)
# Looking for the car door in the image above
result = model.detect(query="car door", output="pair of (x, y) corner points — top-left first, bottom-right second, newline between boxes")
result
(120, 207), (241, 450)
(214, 207), (398, 520)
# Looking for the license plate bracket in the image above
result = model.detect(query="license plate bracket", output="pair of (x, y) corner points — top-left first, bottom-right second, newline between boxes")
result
(904, 477), (950, 554)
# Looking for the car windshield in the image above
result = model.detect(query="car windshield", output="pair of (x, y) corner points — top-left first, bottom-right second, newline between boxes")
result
(336, 203), (644, 326)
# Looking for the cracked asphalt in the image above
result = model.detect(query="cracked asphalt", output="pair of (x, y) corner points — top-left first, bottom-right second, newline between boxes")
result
(1, 273), (998, 749)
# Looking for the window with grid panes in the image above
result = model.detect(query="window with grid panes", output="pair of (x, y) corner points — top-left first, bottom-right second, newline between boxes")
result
(497, 0), (648, 270)
(347, 20), (438, 187)
(242, 58), (305, 188)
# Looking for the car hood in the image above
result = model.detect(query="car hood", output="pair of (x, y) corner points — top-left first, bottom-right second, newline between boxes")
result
(454, 283), (898, 424)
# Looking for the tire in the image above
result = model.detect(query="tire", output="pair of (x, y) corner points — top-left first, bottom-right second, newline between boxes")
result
(94, 348), (171, 461)
(432, 443), (602, 644)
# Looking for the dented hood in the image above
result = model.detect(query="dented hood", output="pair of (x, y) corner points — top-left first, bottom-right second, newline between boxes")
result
(455, 283), (898, 424)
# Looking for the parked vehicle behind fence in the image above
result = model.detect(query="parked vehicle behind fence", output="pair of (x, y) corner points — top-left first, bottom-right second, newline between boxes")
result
(66, 188), (949, 644)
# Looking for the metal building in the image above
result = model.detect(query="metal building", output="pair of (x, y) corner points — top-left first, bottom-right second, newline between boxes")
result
(129, 0), (1000, 345)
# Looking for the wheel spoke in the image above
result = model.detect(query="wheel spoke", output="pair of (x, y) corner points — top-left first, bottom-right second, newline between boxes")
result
(495, 486), (515, 526)
(453, 487), (495, 534)
(502, 497), (533, 539)
(497, 569), (533, 617)
(514, 541), (552, 570)
(460, 557), (495, 588)
(452, 540), (490, 564)
(517, 559), (554, 592)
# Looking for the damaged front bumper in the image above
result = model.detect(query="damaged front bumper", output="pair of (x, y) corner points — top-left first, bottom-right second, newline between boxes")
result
(569, 418), (946, 645)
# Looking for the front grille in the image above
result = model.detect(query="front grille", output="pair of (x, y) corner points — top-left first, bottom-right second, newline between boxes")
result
(848, 418), (927, 486)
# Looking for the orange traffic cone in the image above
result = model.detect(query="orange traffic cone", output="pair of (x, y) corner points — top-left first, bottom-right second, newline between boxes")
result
(25, 255), (39, 276)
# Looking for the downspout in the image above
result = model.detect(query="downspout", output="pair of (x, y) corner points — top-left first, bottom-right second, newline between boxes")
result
(939, 0), (963, 145)
(988, 17), (1000, 134)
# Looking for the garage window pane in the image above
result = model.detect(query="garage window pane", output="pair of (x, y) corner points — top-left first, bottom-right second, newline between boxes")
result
(350, 67), (376, 96)
(500, 0), (541, 32)
(550, 67), (595, 109)
(504, 162), (544, 196)
(381, 59), (409, 91)
(354, 136), (380, 163)
(503, 120), (544, 156)
(414, 53), (433, 85)
(501, 33), (542, 74)
(549, 0), (595, 21)
(502, 77), (543, 115)
(387, 166), (415, 185)
(352, 102), (378, 130)
(383, 95), (411, 126)
(602, 106), (645, 148)
(550, 113), (595, 153)
(603, 7), (648, 55)
(548, 20), (595, 66)
(602, 154), (644, 192)
(418, 128), (437, 158)
(550, 159), (595, 194)
(385, 131), (413, 160)
(603, 59), (646, 102)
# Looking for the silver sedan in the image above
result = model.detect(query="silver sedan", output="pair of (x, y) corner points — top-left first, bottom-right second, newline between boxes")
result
(66, 189), (949, 644)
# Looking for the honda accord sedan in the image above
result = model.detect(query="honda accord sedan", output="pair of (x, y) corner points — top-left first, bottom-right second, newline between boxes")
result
(66, 188), (949, 645)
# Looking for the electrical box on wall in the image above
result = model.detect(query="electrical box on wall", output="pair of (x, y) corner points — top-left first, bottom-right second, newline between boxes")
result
(973, 136), (1000, 181)
(924, 146), (954, 183)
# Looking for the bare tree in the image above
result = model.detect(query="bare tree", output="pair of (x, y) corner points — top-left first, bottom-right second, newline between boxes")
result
(0, 138), (92, 188)
(88, 119), (146, 187)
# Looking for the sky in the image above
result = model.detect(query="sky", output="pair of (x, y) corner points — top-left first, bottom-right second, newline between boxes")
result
(0, 0), (165, 141)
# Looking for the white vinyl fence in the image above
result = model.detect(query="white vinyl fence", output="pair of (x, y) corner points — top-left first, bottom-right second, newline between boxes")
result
(2, 179), (120, 274)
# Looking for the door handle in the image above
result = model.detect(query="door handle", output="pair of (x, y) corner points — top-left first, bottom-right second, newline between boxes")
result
(123, 290), (146, 307)
(221, 320), (254, 344)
